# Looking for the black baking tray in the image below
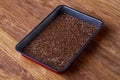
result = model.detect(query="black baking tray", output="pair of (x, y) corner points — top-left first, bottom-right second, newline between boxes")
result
(15, 5), (103, 73)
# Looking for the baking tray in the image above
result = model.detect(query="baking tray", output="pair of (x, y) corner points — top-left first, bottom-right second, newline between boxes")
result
(15, 5), (103, 73)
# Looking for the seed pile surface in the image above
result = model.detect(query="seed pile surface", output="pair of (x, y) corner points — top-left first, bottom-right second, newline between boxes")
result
(23, 13), (97, 70)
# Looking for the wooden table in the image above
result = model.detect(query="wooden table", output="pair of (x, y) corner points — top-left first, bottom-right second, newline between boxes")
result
(0, 0), (120, 80)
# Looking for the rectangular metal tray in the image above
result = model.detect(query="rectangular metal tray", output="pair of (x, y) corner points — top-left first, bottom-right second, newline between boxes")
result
(15, 5), (103, 73)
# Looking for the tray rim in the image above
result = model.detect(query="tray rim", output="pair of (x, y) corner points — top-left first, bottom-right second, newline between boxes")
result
(15, 5), (104, 73)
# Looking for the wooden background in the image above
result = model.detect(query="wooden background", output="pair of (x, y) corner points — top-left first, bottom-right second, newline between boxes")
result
(0, 0), (120, 80)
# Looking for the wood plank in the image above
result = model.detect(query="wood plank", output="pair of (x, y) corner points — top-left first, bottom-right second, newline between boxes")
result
(0, 50), (35, 80)
(0, 0), (120, 80)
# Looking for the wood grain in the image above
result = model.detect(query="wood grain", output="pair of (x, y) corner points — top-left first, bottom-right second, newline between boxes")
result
(0, 0), (120, 80)
(0, 50), (35, 80)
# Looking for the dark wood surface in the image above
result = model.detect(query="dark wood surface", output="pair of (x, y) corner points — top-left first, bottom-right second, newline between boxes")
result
(0, 0), (120, 80)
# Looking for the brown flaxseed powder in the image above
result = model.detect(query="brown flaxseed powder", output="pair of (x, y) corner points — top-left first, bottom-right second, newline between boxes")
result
(23, 13), (97, 70)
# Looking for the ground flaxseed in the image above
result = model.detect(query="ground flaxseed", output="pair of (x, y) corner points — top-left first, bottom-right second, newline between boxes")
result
(23, 13), (97, 70)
